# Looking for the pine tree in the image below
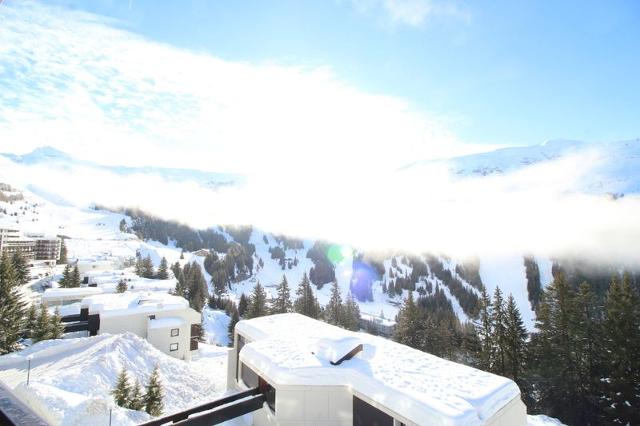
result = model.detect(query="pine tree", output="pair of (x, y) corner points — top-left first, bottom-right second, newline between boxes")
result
(71, 265), (81, 287)
(180, 250), (185, 260)
(135, 257), (144, 277)
(572, 282), (603, 424)
(33, 303), (52, 342)
(25, 303), (38, 339)
(156, 257), (169, 280)
(476, 289), (493, 371)
(144, 365), (164, 416)
(12, 249), (29, 286)
(294, 273), (320, 319)
(0, 252), (26, 354)
(601, 274), (640, 425)
(57, 239), (67, 265)
(504, 295), (528, 386)
(246, 281), (268, 319)
(270, 275), (292, 314)
(238, 293), (248, 317)
(184, 262), (207, 312)
(112, 368), (131, 407)
(325, 280), (343, 326)
(59, 264), (71, 288)
(119, 218), (127, 233)
(116, 278), (128, 293)
(393, 292), (421, 349)
(142, 255), (155, 279)
(227, 308), (240, 347)
(530, 273), (579, 423)
(127, 380), (145, 411)
(341, 292), (361, 331)
(491, 287), (506, 375)
(49, 308), (65, 339)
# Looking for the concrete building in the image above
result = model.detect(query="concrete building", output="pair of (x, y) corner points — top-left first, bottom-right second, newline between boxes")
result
(0, 228), (60, 265)
(79, 292), (201, 361)
(75, 259), (119, 281)
(228, 313), (527, 426)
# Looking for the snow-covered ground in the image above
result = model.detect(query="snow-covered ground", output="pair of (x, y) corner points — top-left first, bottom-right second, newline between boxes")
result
(0, 333), (229, 426)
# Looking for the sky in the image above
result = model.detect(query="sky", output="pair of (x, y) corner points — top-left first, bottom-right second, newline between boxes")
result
(1, 0), (639, 172)
(1, 0), (639, 262)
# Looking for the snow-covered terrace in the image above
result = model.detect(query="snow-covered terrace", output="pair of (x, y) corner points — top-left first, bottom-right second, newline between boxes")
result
(237, 313), (523, 426)
(81, 292), (190, 318)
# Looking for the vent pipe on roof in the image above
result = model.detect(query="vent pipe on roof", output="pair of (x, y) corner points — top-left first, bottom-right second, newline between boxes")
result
(331, 344), (363, 366)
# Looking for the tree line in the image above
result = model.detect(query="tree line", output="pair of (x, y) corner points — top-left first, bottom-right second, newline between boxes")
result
(394, 272), (640, 426)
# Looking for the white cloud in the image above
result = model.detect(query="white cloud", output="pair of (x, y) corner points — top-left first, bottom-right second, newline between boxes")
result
(350, 0), (471, 28)
(0, 0), (475, 175)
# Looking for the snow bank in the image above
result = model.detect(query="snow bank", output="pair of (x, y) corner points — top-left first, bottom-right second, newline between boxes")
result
(527, 414), (565, 425)
(0, 333), (228, 426)
(202, 307), (231, 347)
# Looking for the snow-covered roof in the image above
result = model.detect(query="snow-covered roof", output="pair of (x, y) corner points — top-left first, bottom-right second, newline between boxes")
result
(42, 287), (104, 301)
(148, 317), (185, 329)
(237, 313), (520, 426)
(81, 292), (192, 318)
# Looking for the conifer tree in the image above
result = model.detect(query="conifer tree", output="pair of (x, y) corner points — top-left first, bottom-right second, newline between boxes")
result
(294, 272), (320, 319)
(341, 292), (361, 331)
(184, 262), (207, 312)
(71, 265), (81, 287)
(393, 292), (421, 349)
(156, 257), (169, 280)
(0, 252), (26, 354)
(116, 278), (128, 293)
(144, 365), (164, 416)
(476, 289), (493, 371)
(127, 380), (145, 411)
(246, 281), (268, 319)
(530, 273), (579, 423)
(25, 303), (38, 339)
(491, 287), (506, 375)
(238, 293), (248, 317)
(59, 264), (71, 288)
(504, 295), (528, 385)
(325, 280), (343, 326)
(57, 239), (67, 265)
(142, 255), (155, 279)
(112, 368), (131, 407)
(33, 303), (52, 342)
(119, 218), (127, 233)
(49, 308), (65, 339)
(601, 274), (640, 425)
(12, 249), (29, 286)
(135, 257), (144, 277)
(170, 261), (181, 279)
(270, 275), (292, 314)
(227, 308), (240, 347)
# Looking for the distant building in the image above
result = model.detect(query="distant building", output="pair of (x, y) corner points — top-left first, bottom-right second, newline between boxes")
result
(228, 313), (526, 426)
(0, 228), (60, 265)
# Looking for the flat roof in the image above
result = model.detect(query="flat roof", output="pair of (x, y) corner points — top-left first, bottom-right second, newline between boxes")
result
(42, 287), (104, 301)
(237, 313), (520, 426)
(81, 292), (194, 319)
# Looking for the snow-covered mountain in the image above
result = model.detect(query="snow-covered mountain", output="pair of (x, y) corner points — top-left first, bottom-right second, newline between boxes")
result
(1, 146), (242, 189)
(2, 139), (638, 331)
(402, 138), (640, 194)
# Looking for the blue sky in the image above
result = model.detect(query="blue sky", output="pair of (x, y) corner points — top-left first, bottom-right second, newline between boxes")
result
(0, 0), (638, 173)
(43, 0), (640, 147)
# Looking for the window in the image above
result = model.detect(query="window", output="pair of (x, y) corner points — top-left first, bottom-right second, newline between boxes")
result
(259, 377), (276, 413)
(171, 328), (179, 337)
(353, 396), (393, 426)
(170, 343), (178, 352)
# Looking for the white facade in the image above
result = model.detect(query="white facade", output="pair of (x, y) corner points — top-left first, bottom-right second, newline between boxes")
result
(75, 259), (118, 280)
(81, 292), (201, 361)
(228, 314), (527, 426)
